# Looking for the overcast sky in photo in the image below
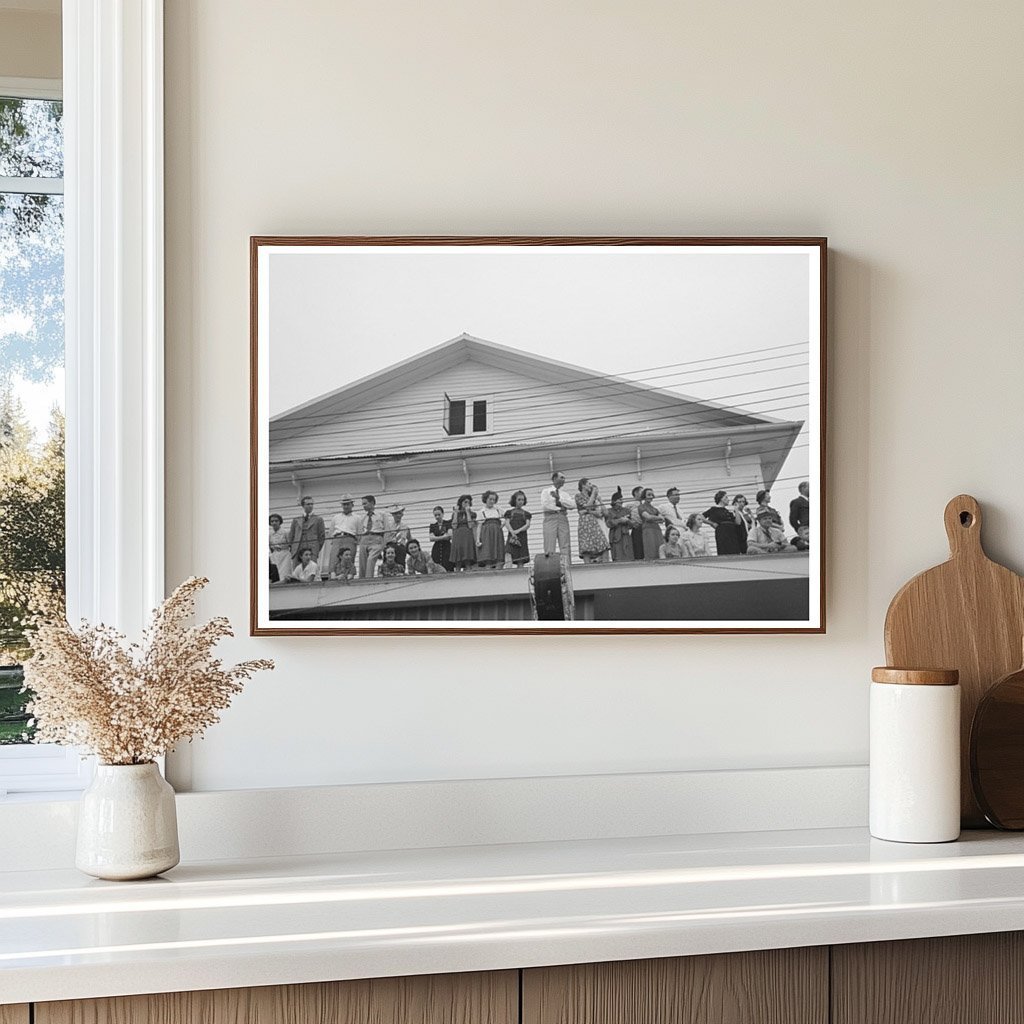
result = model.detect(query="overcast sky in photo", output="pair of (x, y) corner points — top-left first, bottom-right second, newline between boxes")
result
(266, 245), (816, 489)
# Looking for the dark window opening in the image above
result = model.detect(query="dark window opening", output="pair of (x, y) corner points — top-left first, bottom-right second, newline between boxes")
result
(447, 398), (466, 435)
(472, 399), (488, 432)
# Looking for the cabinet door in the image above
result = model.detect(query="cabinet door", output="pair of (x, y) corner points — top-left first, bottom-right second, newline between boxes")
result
(832, 933), (1024, 1024)
(0, 1007), (29, 1024)
(36, 971), (517, 1024)
(523, 949), (827, 1024)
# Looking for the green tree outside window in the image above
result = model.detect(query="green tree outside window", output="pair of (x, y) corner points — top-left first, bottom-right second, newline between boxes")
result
(0, 95), (65, 743)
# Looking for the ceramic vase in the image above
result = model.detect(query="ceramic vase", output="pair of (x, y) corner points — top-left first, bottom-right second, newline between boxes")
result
(76, 762), (180, 880)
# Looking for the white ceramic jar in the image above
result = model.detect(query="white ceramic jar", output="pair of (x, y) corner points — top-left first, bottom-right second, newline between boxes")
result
(870, 667), (960, 843)
(76, 762), (180, 880)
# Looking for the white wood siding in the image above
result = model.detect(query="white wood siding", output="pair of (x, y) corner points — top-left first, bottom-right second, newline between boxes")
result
(268, 452), (777, 570)
(271, 359), (758, 463)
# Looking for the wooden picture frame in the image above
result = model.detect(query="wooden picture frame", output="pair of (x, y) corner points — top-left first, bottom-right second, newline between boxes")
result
(251, 236), (826, 635)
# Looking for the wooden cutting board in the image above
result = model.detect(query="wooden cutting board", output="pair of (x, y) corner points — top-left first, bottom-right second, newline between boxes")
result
(884, 494), (1024, 827)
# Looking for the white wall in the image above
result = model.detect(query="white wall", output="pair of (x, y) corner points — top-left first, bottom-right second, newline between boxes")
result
(164, 1), (1024, 791)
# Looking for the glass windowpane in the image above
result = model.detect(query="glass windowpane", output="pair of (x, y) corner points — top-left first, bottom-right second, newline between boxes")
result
(0, 181), (65, 743)
(0, 97), (63, 179)
(472, 399), (487, 432)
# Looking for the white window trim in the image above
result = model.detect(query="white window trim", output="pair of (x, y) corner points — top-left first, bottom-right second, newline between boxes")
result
(445, 393), (495, 437)
(0, 76), (62, 100)
(468, 395), (493, 435)
(0, 175), (63, 195)
(0, 2), (165, 798)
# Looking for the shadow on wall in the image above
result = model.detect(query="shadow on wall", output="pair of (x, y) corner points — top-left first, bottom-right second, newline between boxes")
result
(828, 249), (873, 635)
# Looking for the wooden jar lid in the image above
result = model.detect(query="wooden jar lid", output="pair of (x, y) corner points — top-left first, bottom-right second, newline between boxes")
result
(871, 667), (960, 686)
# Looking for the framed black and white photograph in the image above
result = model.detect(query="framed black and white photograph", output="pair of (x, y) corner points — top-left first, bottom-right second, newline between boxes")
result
(251, 237), (826, 635)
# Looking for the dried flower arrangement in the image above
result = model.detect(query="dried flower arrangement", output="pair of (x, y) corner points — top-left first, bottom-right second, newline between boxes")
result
(23, 577), (273, 765)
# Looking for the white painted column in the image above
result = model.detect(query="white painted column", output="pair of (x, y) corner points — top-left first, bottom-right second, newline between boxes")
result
(63, 0), (164, 633)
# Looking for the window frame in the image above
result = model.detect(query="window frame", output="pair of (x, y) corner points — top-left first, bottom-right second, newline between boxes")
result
(0, 76), (61, 102)
(0, 0), (165, 799)
(443, 394), (466, 436)
(471, 398), (488, 434)
(444, 392), (493, 437)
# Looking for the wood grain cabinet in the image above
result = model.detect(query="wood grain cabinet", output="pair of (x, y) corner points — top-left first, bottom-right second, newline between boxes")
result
(19, 933), (1024, 1024)
(35, 971), (518, 1024)
(832, 932), (1024, 1024)
(522, 948), (828, 1024)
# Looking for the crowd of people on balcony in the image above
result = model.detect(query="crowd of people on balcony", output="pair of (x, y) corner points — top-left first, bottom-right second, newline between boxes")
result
(269, 478), (810, 584)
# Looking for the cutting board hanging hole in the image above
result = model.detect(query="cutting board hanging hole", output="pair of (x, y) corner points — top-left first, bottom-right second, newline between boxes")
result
(944, 494), (983, 556)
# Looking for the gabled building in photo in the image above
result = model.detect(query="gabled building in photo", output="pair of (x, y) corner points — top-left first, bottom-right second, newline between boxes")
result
(268, 333), (807, 621)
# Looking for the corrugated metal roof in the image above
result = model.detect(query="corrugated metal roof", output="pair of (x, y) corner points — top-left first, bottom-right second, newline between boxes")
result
(270, 422), (800, 472)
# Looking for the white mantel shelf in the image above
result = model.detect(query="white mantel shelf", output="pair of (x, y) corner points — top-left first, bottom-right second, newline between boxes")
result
(4, 826), (1024, 1004)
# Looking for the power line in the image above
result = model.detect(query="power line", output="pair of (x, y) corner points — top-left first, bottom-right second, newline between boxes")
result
(272, 355), (810, 440)
(272, 389), (810, 466)
(272, 370), (810, 453)
(270, 397), (810, 479)
(267, 437), (813, 516)
(271, 340), (809, 428)
(269, 410), (810, 503)
(271, 380), (811, 463)
(271, 342), (811, 431)
(289, 464), (812, 521)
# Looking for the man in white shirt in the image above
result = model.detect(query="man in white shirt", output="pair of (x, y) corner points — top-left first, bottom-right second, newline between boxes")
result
(658, 487), (687, 534)
(328, 494), (362, 577)
(356, 495), (390, 579)
(539, 471), (575, 560)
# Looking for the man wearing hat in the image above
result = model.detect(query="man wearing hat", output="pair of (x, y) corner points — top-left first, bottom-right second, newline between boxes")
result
(328, 494), (361, 577)
(386, 506), (412, 568)
(749, 508), (791, 554)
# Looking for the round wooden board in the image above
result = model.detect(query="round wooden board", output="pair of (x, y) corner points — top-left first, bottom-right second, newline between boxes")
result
(971, 664), (1024, 829)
